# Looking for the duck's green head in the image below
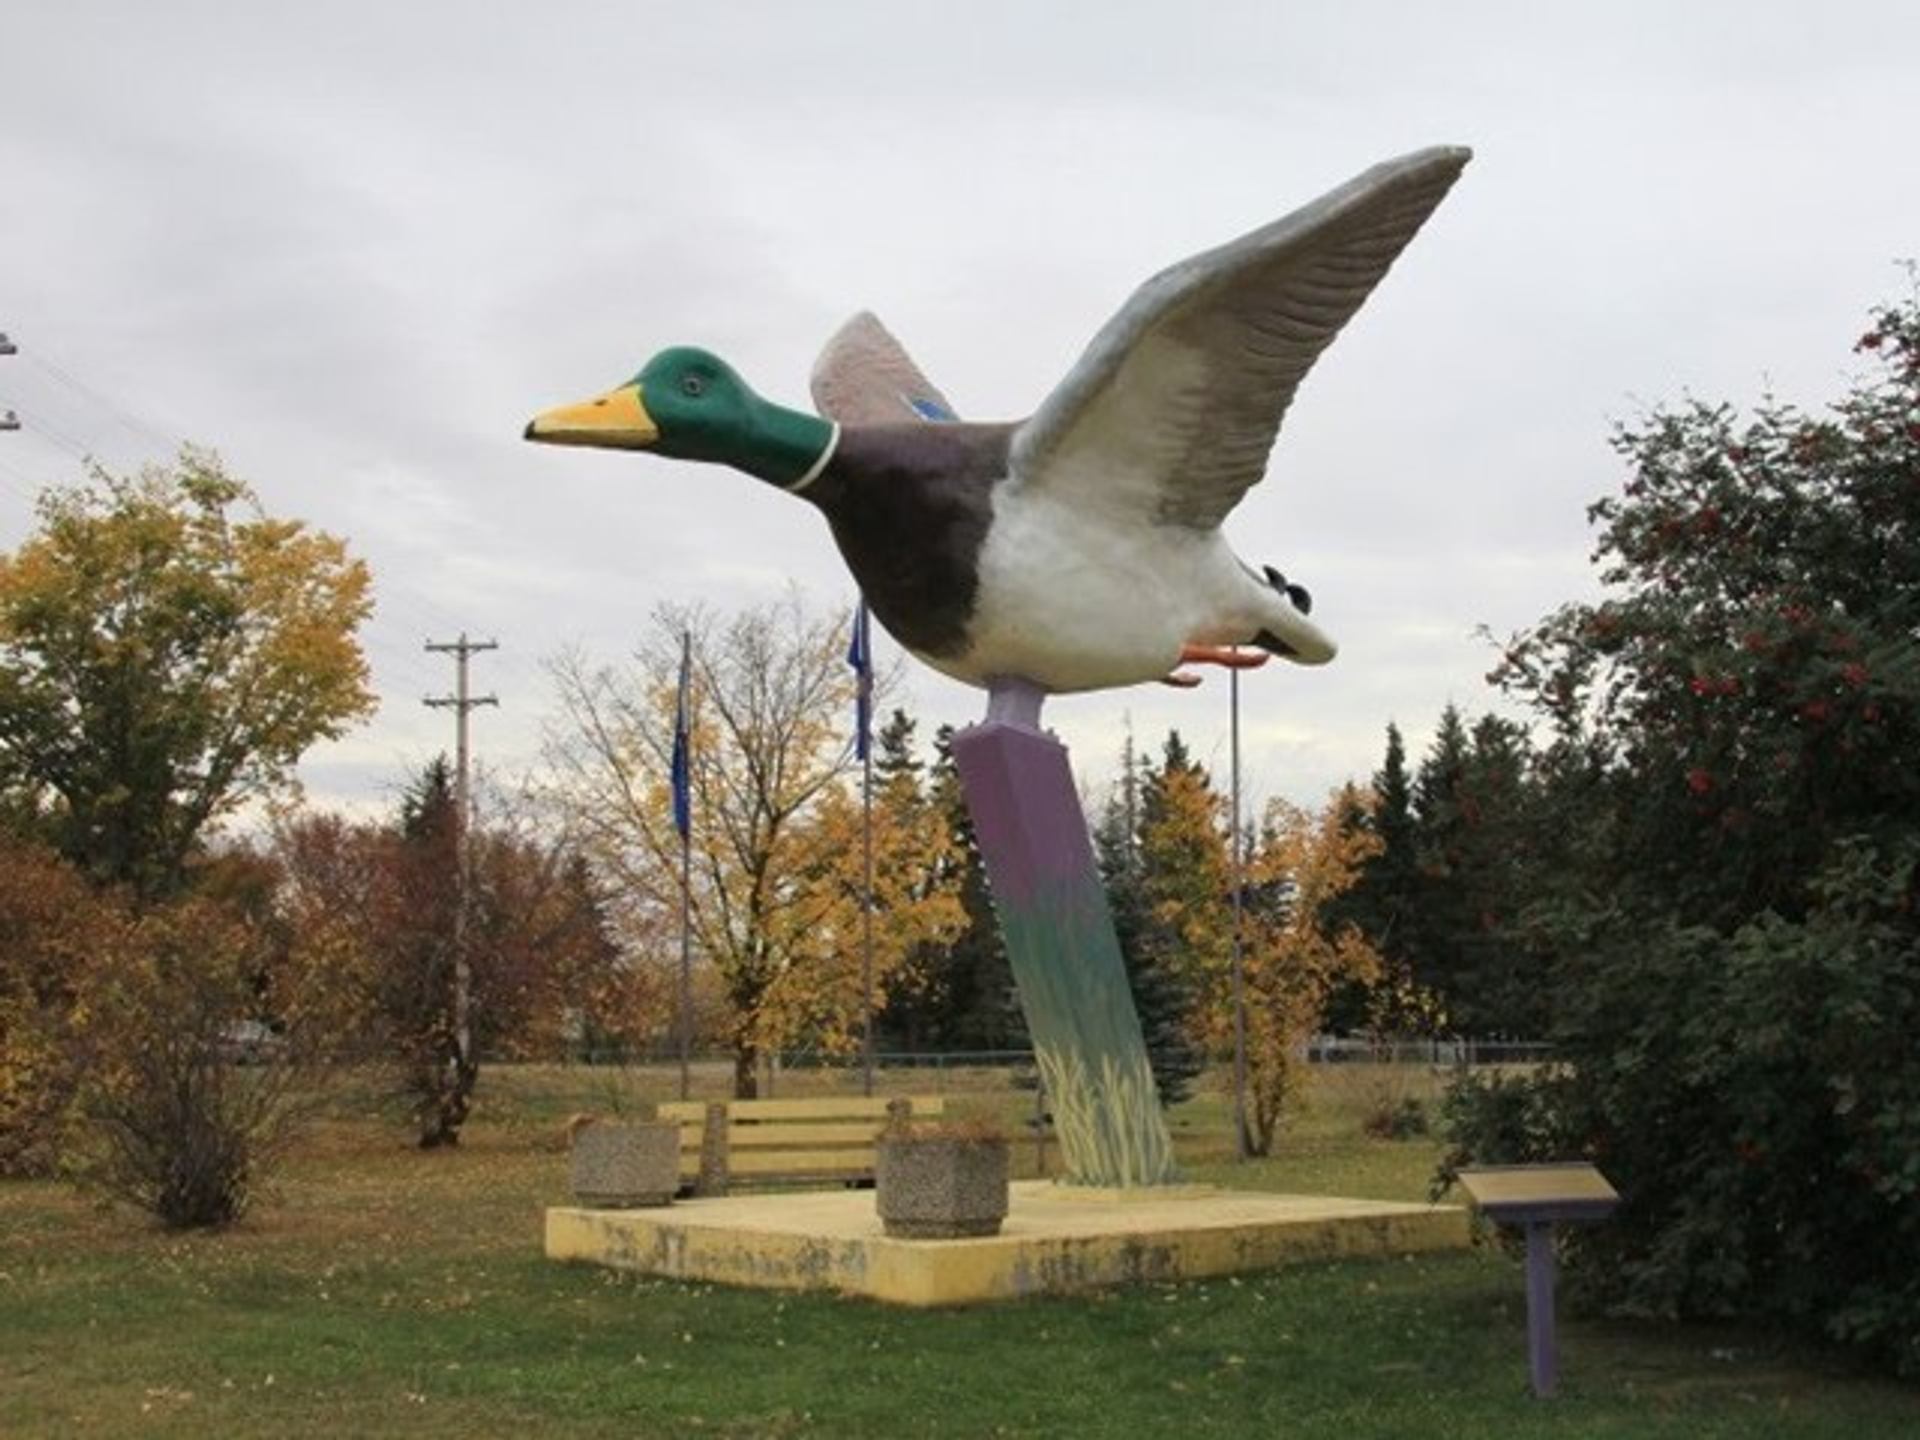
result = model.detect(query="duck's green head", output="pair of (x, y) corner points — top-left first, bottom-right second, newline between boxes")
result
(524, 347), (833, 489)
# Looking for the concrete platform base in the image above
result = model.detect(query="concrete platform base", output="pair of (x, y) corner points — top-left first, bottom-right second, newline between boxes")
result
(546, 1181), (1469, 1306)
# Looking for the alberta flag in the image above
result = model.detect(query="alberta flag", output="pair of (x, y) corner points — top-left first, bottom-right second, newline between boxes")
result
(670, 632), (692, 840)
(847, 600), (872, 762)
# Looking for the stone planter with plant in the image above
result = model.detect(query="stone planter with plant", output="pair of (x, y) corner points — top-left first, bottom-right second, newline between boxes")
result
(875, 1115), (1011, 1239)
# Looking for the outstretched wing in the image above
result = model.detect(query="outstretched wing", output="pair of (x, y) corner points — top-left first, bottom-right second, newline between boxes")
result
(1010, 146), (1470, 530)
(810, 311), (962, 425)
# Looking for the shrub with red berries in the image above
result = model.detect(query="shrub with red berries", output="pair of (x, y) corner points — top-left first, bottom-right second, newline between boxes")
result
(1445, 285), (1920, 1374)
(1488, 288), (1919, 925)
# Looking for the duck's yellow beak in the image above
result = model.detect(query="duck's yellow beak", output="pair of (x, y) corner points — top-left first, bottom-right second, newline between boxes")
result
(524, 383), (658, 449)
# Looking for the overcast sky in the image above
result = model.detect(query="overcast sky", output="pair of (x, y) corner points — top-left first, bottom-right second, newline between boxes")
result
(3, 2), (1916, 821)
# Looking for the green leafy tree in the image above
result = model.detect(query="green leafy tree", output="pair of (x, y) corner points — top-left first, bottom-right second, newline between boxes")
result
(1442, 289), (1920, 1371)
(0, 451), (373, 897)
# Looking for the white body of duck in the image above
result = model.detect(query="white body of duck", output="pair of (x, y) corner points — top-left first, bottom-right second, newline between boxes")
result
(955, 490), (1298, 692)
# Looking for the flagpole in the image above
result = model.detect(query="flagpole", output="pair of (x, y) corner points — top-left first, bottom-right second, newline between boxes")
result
(1231, 658), (1248, 1160)
(677, 630), (693, 1103)
(679, 805), (692, 1102)
(862, 715), (875, 1098)
(857, 603), (876, 1099)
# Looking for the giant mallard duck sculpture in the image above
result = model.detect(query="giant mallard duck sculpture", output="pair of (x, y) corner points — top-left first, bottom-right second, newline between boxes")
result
(527, 146), (1469, 701)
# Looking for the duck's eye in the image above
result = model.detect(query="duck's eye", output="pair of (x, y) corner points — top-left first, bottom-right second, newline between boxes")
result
(680, 374), (706, 398)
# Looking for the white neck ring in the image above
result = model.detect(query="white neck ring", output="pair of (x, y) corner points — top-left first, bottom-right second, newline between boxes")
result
(783, 423), (841, 494)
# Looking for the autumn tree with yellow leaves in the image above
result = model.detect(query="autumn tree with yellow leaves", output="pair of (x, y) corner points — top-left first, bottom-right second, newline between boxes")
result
(545, 594), (962, 1096)
(1204, 787), (1384, 1156)
(0, 451), (374, 899)
(759, 756), (965, 1062)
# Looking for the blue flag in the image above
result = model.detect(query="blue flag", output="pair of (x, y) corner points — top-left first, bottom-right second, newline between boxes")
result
(670, 633), (691, 840)
(846, 600), (872, 762)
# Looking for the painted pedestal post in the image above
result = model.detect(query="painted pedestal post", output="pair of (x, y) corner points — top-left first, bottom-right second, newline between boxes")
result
(1523, 1221), (1559, 1397)
(1456, 1164), (1621, 1399)
(950, 685), (1178, 1187)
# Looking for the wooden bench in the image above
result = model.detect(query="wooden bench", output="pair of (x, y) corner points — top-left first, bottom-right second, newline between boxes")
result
(658, 1095), (946, 1195)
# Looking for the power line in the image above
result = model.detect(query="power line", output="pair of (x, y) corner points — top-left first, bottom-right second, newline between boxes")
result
(8, 411), (94, 462)
(20, 348), (184, 456)
(3, 330), (185, 457)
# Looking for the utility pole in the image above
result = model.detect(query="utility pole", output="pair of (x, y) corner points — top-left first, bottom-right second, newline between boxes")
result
(424, 633), (498, 1116)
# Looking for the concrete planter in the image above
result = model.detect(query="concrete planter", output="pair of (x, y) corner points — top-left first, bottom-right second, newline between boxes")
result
(876, 1135), (1010, 1239)
(570, 1121), (679, 1208)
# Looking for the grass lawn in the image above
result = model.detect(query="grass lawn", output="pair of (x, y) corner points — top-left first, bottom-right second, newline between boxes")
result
(3, 1064), (1916, 1438)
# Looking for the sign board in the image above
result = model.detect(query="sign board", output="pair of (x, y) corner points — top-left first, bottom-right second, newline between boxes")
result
(1457, 1164), (1618, 1225)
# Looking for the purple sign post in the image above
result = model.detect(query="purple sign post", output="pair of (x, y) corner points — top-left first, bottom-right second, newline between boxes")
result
(951, 681), (1178, 1188)
(1457, 1164), (1620, 1398)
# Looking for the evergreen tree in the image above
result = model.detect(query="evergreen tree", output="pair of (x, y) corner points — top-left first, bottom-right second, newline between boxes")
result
(1094, 743), (1192, 1104)
(1452, 714), (1543, 1035)
(1325, 721), (1420, 1032)
(874, 725), (1022, 1052)
(869, 709), (939, 1049)
(1408, 705), (1474, 1020)
(557, 852), (633, 1062)
(387, 756), (468, 1146)
(1400, 706), (1551, 1035)
(875, 708), (921, 788)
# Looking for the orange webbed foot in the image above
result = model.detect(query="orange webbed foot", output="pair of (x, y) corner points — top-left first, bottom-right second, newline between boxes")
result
(1178, 645), (1270, 670)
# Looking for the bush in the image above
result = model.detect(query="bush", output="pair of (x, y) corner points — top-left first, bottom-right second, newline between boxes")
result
(0, 840), (116, 1174)
(1438, 839), (1920, 1371)
(65, 893), (355, 1229)
(1362, 1094), (1430, 1141)
(1453, 288), (1920, 1374)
